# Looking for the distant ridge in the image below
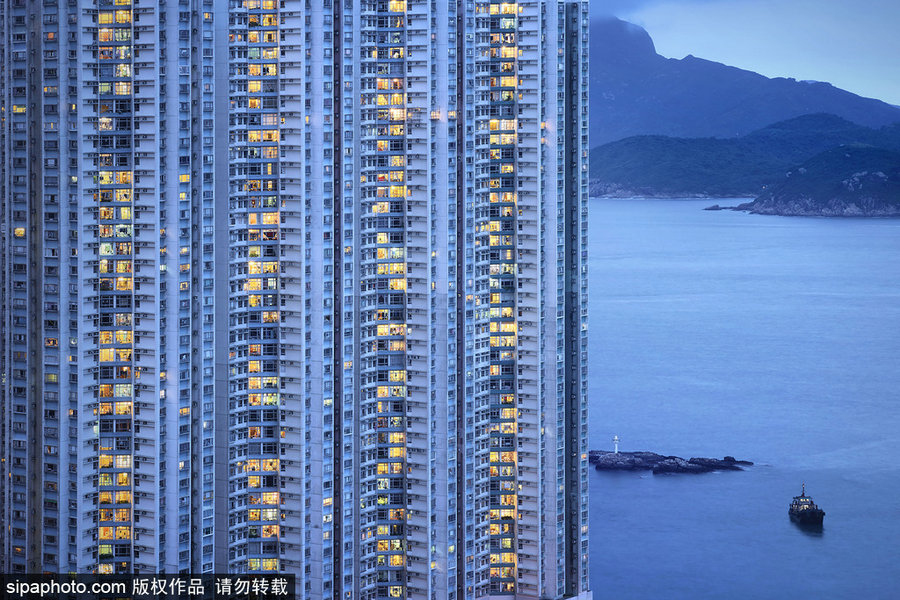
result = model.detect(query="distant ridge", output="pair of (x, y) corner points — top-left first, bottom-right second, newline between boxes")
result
(590, 18), (900, 145)
(590, 114), (900, 197)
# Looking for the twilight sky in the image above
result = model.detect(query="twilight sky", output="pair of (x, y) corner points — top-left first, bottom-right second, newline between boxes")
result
(594, 0), (900, 106)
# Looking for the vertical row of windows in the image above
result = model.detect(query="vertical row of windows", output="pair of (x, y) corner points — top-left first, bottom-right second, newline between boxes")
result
(358, 1), (409, 598)
(91, 0), (135, 575)
(2, 0), (72, 573)
(474, 1), (520, 595)
(227, 0), (283, 574)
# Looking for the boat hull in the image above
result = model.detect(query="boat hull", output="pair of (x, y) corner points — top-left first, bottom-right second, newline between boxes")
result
(789, 509), (825, 526)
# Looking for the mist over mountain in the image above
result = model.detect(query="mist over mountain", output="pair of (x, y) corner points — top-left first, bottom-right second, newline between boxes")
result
(590, 18), (900, 145)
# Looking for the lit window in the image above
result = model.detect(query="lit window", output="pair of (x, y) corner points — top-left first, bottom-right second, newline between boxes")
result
(261, 558), (278, 571)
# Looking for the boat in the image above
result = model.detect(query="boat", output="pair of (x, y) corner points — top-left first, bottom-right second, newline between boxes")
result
(789, 484), (825, 526)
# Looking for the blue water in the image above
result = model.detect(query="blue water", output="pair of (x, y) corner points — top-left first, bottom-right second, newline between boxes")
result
(587, 199), (900, 600)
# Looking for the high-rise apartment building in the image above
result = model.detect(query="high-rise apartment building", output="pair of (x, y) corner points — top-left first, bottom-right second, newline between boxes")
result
(2, 0), (589, 598)
(225, 1), (589, 598)
(1, 0), (228, 574)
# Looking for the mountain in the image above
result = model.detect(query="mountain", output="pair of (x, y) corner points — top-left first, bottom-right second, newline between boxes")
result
(735, 145), (900, 217)
(590, 18), (900, 145)
(590, 114), (900, 197)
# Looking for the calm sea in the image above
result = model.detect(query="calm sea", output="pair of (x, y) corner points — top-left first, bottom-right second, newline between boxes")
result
(587, 199), (900, 599)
